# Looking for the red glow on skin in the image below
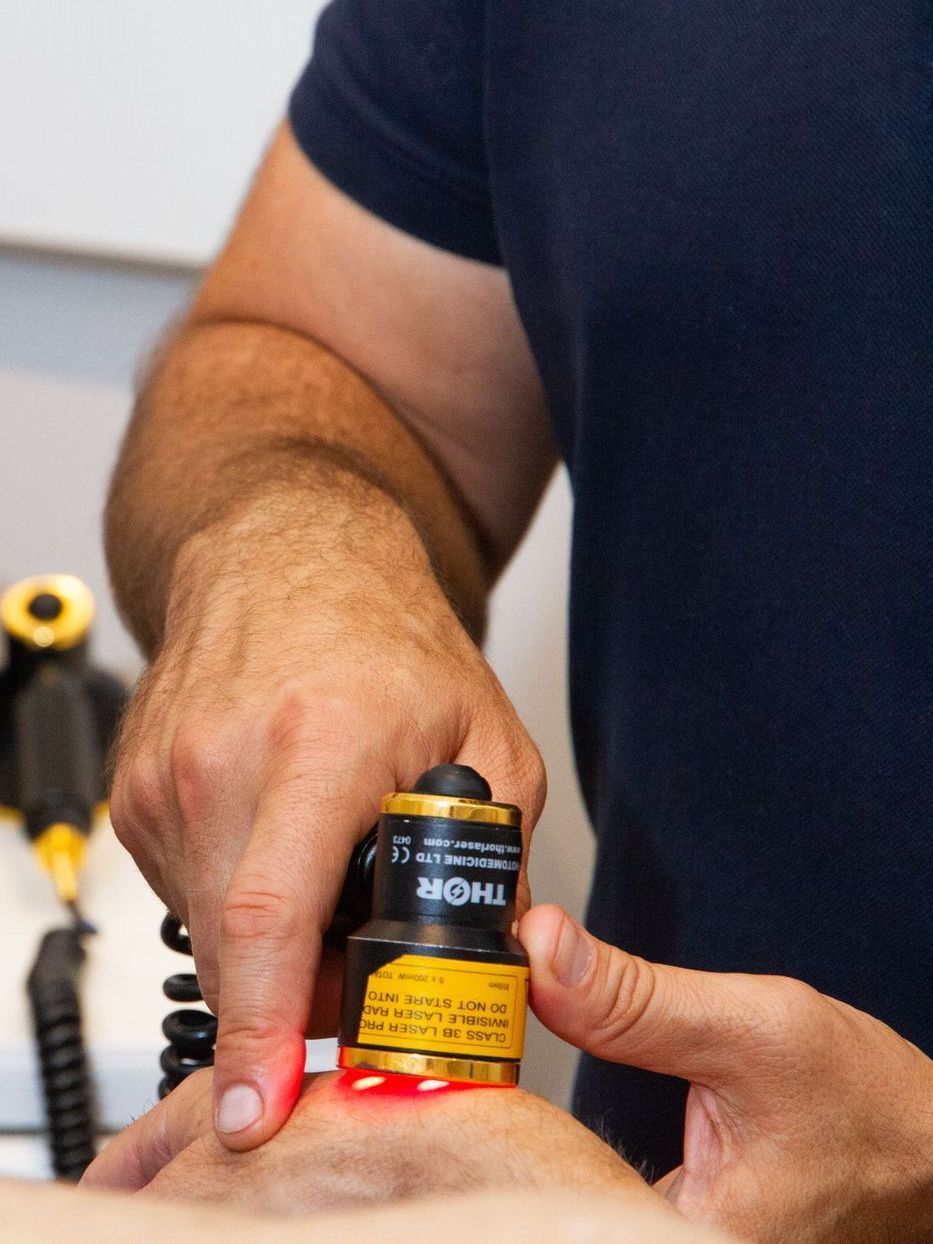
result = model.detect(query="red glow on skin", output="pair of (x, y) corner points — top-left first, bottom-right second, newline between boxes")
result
(337, 1069), (514, 1097)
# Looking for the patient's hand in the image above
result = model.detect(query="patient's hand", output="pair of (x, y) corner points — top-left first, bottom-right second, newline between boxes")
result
(84, 1070), (657, 1216)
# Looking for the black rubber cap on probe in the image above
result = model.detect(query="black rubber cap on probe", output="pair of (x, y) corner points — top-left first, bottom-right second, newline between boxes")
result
(412, 763), (492, 801)
(28, 592), (64, 621)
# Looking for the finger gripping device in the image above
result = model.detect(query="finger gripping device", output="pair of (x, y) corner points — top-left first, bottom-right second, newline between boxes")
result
(337, 764), (529, 1087)
(159, 763), (530, 1095)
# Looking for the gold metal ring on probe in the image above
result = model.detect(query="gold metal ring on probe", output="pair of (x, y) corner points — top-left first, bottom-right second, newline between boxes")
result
(338, 1046), (519, 1085)
(380, 791), (520, 827)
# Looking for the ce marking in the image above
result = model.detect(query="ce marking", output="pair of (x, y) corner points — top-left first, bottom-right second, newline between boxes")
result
(391, 844), (411, 864)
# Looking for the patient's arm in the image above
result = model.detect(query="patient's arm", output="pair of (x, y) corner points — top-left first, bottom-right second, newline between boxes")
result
(51, 1069), (738, 1243)
(1, 1179), (736, 1244)
(85, 1069), (650, 1213)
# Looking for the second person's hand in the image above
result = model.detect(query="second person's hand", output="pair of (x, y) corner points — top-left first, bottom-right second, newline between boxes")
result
(521, 904), (933, 1243)
(110, 482), (545, 1154)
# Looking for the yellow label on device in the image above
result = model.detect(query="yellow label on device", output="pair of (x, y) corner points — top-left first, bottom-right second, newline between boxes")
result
(358, 954), (528, 1060)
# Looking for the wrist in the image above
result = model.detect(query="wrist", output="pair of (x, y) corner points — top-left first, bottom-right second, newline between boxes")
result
(162, 473), (470, 654)
(202, 436), (487, 634)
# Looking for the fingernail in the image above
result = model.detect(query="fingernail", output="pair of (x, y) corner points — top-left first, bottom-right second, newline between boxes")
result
(216, 1084), (263, 1134)
(553, 915), (593, 987)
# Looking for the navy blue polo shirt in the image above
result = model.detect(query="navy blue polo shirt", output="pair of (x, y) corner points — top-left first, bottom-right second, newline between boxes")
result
(290, 3), (932, 1175)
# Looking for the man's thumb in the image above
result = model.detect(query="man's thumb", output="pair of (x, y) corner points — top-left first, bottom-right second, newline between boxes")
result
(519, 904), (770, 1087)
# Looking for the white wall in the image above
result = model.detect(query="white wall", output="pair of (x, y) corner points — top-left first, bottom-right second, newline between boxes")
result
(0, 1), (323, 265)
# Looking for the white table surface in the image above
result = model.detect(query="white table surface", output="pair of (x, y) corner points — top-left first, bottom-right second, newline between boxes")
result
(0, 811), (335, 1178)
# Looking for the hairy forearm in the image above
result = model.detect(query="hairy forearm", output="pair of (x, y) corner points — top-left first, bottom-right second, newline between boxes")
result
(105, 319), (490, 654)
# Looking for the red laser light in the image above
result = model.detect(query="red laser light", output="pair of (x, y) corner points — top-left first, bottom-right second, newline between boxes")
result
(337, 1068), (512, 1097)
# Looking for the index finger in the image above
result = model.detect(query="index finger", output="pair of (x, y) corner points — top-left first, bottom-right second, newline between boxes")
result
(210, 772), (380, 1151)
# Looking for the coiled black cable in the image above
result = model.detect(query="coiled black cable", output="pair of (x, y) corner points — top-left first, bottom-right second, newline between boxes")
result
(159, 913), (216, 1097)
(157, 833), (377, 1098)
(26, 921), (96, 1181)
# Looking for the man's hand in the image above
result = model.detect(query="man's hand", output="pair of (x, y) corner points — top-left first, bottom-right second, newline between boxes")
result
(111, 488), (545, 1151)
(83, 1069), (651, 1216)
(521, 905), (933, 1243)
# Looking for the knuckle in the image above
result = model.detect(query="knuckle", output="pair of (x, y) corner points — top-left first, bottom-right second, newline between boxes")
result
(216, 1014), (282, 1054)
(267, 684), (359, 758)
(220, 882), (304, 948)
(169, 719), (229, 825)
(109, 755), (170, 849)
(589, 950), (657, 1052)
(470, 714), (547, 825)
(758, 975), (824, 1044)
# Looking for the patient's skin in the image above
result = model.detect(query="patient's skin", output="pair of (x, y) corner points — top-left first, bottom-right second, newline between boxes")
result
(0, 1180), (737, 1244)
(85, 901), (933, 1243)
(71, 1070), (743, 1244)
(85, 1069), (654, 1215)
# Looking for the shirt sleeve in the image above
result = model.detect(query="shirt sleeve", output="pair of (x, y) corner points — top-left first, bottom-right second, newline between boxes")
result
(288, 0), (500, 264)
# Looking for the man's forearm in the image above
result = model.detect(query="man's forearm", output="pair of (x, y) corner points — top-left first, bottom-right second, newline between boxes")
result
(106, 318), (490, 654)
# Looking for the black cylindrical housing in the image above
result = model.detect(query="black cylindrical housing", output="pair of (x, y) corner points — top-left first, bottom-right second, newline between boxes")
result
(14, 663), (99, 839)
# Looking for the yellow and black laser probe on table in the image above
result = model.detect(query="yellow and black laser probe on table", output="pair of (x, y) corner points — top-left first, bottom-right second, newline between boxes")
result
(1, 575), (123, 915)
(0, 574), (125, 1179)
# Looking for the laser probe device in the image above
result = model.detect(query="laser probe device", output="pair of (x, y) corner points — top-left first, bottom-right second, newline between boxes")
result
(0, 574), (125, 1178)
(337, 763), (529, 1086)
(1, 575), (123, 914)
(160, 763), (530, 1094)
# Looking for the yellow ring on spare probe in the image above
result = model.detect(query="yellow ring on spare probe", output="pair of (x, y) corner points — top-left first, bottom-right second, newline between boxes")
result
(1, 575), (95, 652)
(380, 790), (521, 827)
